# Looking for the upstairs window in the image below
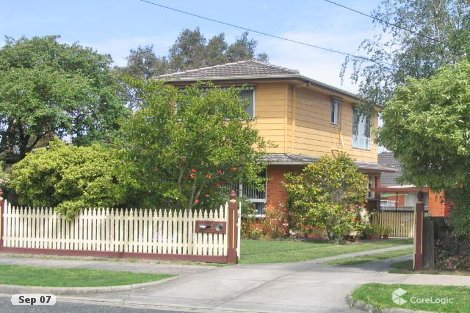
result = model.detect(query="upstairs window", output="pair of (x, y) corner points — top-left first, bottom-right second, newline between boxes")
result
(352, 107), (371, 150)
(331, 98), (341, 125)
(239, 88), (255, 117)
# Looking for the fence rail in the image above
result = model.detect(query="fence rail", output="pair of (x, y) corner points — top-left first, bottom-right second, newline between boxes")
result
(371, 210), (415, 238)
(1, 201), (229, 258)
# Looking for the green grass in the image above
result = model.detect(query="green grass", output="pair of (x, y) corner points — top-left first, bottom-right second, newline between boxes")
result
(239, 238), (413, 264)
(0, 264), (173, 287)
(352, 283), (470, 313)
(327, 247), (413, 266)
(389, 260), (470, 276)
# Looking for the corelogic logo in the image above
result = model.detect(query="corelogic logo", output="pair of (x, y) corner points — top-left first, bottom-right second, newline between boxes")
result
(392, 288), (407, 305)
(391, 288), (454, 306)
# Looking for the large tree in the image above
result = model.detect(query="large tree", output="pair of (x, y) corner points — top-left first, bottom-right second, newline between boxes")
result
(342, 0), (470, 108)
(121, 28), (269, 78)
(119, 79), (267, 210)
(377, 60), (470, 235)
(0, 36), (129, 160)
(120, 45), (169, 80)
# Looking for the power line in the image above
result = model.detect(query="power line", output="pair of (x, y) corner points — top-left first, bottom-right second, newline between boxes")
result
(323, 0), (441, 43)
(139, 0), (393, 66)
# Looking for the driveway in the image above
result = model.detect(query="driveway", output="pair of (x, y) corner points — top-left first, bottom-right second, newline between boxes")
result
(2, 245), (469, 313)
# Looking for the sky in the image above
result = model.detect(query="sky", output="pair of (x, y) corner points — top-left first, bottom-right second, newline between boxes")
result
(0, 0), (383, 93)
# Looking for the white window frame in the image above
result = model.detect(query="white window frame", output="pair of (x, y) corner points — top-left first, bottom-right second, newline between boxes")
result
(352, 107), (371, 150)
(233, 170), (266, 217)
(331, 98), (341, 125)
(238, 87), (255, 118)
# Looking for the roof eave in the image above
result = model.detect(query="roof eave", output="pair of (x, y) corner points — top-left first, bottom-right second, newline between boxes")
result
(158, 74), (361, 102)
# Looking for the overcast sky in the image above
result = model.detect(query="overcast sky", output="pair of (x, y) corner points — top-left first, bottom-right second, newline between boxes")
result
(0, 0), (382, 93)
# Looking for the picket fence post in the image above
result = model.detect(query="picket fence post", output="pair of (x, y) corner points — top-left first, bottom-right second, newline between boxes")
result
(0, 188), (4, 249)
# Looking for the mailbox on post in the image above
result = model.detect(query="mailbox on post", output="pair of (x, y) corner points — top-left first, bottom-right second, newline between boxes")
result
(195, 221), (227, 234)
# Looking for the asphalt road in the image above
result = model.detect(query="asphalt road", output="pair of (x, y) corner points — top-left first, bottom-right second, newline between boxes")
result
(0, 296), (190, 313)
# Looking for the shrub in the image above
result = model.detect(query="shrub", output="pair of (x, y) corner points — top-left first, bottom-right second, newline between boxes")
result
(284, 153), (369, 240)
(11, 139), (128, 219)
(435, 235), (470, 271)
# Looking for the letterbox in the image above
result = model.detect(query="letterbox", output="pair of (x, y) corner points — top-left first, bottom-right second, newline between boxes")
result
(195, 220), (227, 234)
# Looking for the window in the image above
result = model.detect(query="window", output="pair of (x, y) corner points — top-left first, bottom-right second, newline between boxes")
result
(241, 172), (267, 216)
(352, 107), (371, 149)
(227, 169), (267, 216)
(239, 88), (255, 117)
(368, 176), (376, 199)
(331, 98), (341, 125)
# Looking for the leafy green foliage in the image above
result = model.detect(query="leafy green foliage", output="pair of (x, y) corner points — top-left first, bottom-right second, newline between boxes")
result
(0, 36), (129, 159)
(11, 139), (128, 219)
(121, 28), (268, 79)
(378, 60), (470, 235)
(119, 80), (267, 210)
(0, 161), (10, 190)
(342, 0), (470, 108)
(284, 153), (369, 240)
(120, 45), (169, 80)
(378, 60), (470, 189)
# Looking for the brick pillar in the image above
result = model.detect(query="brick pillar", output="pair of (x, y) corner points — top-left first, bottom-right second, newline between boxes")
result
(227, 190), (239, 264)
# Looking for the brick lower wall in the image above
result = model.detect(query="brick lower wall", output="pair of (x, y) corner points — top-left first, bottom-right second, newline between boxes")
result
(265, 165), (303, 234)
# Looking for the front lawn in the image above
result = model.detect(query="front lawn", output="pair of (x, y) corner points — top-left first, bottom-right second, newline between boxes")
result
(0, 264), (173, 287)
(327, 247), (413, 266)
(240, 238), (412, 264)
(352, 283), (470, 313)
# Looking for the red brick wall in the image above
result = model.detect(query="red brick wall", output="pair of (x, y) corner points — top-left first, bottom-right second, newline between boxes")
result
(265, 165), (303, 232)
(265, 165), (303, 212)
(428, 191), (451, 217)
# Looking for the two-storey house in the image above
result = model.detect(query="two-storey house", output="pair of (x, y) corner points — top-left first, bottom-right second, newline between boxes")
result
(157, 60), (393, 218)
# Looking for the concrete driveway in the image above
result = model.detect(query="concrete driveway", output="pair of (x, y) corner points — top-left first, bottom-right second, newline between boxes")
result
(62, 246), (413, 313)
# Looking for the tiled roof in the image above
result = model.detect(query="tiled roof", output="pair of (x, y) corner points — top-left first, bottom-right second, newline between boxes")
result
(262, 153), (397, 173)
(378, 151), (404, 185)
(155, 60), (359, 100)
(156, 60), (299, 81)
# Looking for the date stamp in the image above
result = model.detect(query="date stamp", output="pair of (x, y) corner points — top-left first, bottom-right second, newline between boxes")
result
(11, 294), (56, 306)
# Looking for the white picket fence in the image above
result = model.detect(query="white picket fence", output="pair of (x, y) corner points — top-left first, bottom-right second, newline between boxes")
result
(2, 201), (229, 256)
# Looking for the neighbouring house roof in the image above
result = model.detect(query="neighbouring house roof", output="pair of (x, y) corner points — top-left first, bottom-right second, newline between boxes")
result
(155, 60), (360, 101)
(262, 153), (396, 173)
(355, 161), (397, 173)
(378, 151), (404, 186)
